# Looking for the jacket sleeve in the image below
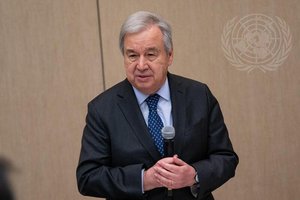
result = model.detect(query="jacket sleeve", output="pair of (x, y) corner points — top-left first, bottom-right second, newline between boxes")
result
(76, 101), (144, 199)
(192, 85), (239, 198)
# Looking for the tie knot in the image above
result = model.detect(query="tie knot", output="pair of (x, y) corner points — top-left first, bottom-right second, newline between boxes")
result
(146, 94), (160, 111)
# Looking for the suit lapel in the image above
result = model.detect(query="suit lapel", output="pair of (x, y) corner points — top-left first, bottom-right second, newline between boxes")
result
(116, 80), (162, 161)
(168, 74), (186, 157)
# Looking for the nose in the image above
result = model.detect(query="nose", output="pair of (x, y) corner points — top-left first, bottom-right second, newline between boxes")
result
(136, 56), (148, 70)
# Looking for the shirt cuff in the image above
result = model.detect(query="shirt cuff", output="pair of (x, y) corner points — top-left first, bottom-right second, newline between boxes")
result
(190, 183), (200, 198)
(141, 169), (145, 194)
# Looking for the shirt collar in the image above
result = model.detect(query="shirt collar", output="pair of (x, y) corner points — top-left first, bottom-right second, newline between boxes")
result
(132, 78), (171, 105)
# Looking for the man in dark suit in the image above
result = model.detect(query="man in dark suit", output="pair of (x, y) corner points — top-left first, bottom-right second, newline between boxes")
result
(0, 157), (14, 200)
(76, 11), (238, 200)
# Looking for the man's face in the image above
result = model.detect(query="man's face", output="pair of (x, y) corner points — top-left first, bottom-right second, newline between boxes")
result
(123, 25), (173, 95)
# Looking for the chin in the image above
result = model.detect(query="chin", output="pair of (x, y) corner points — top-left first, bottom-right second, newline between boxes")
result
(135, 86), (154, 95)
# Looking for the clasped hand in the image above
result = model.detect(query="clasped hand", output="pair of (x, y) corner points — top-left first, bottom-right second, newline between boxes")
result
(143, 155), (196, 191)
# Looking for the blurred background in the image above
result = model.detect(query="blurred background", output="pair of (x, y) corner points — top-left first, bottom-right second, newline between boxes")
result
(0, 0), (299, 199)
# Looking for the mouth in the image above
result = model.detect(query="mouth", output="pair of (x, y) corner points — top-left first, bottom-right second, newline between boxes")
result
(136, 74), (152, 82)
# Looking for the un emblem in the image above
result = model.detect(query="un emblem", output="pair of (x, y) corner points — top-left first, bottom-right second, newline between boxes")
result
(221, 14), (292, 72)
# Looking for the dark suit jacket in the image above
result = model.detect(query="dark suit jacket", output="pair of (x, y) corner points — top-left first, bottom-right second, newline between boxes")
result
(76, 73), (238, 200)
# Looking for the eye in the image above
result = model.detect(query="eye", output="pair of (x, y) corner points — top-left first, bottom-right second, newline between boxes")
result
(146, 52), (158, 61)
(127, 54), (138, 61)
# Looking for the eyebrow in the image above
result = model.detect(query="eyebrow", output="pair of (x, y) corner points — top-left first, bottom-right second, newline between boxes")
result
(125, 47), (160, 54)
(125, 49), (136, 54)
(145, 47), (159, 52)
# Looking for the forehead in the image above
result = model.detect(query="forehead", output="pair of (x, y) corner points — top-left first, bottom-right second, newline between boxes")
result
(124, 26), (164, 51)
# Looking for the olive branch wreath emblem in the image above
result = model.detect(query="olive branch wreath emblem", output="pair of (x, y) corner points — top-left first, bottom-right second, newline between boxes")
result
(221, 14), (292, 73)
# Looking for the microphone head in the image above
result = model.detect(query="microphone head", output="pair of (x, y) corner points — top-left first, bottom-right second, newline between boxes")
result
(161, 126), (175, 140)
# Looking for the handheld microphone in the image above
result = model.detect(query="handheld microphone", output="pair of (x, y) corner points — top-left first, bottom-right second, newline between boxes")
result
(161, 126), (175, 199)
(161, 126), (175, 157)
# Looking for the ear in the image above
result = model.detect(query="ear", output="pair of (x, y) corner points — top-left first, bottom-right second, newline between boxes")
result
(168, 49), (174, 66)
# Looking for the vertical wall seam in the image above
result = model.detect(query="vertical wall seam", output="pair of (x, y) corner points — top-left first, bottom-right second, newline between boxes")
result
(96, 0), (106, 90)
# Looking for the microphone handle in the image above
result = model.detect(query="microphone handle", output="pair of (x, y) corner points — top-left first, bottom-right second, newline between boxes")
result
(163, 139), (174, 199)
(164, 139), (174, 157)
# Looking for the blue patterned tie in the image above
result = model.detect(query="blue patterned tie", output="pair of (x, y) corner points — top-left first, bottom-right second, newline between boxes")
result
(146, 94), (164, 156)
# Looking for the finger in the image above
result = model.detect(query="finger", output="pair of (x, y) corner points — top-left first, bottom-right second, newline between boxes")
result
(154, 164), (174, 178)
(173, 155), (186, 166)
(154, 172), (175, 189)
(156, 161), (178, 173)
(157, 157), (175, 164)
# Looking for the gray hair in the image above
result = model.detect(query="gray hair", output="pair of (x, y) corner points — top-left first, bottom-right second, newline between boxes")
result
(119, 11), (173, 55)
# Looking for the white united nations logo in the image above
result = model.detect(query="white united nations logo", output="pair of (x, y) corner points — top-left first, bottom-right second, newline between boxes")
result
(221, 13), (292, 72)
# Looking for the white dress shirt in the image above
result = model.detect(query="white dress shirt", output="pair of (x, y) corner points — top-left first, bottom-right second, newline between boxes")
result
(132, 79), (173, 127)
